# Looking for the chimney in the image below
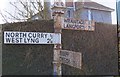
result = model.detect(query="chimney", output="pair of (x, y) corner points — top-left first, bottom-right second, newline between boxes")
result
(65, 0), (74, 7)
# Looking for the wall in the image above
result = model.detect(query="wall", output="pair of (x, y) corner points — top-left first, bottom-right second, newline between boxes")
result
(65, 7), (74, 18)
(62, 22), (118, 75)
(65, 7), (112, 24)
(92, 10), (112, 24)
(80, 9), (112, 24)
(2, 20), (118, 75)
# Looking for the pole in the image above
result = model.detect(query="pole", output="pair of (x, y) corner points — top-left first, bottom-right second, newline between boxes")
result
(0, 24), (2, 77)
(116, 0), (120, 75)
(51, 0), (65, 76)
(53, 13), (62, 76)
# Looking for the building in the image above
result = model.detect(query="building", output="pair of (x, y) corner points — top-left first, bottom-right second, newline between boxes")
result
(65, 0), (114, 24)
(30, 0), (114, 24)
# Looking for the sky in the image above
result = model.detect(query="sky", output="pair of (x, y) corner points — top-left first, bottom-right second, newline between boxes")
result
(0, 0), (117, 24)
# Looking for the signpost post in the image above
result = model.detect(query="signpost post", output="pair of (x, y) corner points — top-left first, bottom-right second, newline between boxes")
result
(51, 0), (65, 76)
(51, 0), (95, 76)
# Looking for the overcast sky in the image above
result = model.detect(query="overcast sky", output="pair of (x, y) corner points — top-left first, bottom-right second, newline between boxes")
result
(0, 0), (117, 24)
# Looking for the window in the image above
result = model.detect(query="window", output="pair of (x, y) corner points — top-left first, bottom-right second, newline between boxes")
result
(68, 10), (71, 18)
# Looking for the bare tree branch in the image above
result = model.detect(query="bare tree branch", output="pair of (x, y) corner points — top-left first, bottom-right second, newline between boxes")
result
(31, 2), (38, 11)
(0, 0), (47, 23)
(0, 10), (8, 23)
(4, 10), (22, 20)
(19, 0), (32, 17)
(35, 0), (44, 19)
(9, 2), (27, 16)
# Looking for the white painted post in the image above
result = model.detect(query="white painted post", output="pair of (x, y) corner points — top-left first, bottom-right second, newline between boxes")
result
(51, 0), (65, 76)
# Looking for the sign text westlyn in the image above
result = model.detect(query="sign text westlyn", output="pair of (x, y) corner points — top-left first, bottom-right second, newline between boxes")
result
(4, 31), (61, 44)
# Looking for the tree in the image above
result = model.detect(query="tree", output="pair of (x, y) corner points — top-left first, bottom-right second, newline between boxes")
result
(0, 0), (51, 23)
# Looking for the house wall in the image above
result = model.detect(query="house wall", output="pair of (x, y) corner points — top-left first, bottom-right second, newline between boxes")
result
(30, 15), (39, 20)
(65, 7), (74, 18)
(92, 9), (112, 24)
(65, 8), (112, 24)
(80, 9), (112, 24)
(30, 15), (43, 21)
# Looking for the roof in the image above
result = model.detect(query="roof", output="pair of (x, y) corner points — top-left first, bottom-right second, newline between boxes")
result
(65, 0), (74, 7)
(66, 0), (114, 12)
(66, 2), (74, 7)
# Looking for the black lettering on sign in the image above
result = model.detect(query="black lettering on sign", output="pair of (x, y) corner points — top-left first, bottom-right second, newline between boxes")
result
(5, 32), (27, 38)
(21, 33), (27, 38)
(11, 38), (15, 43)
(5, 32), (11, 37)
(60, 57), (71, 64)
(5, 38), (11, 43)
(41, 33), (44, 38)
(32, 33), (37, 38)
(31, 38), (37, 43)
(15, 33), (19, 37)
(20, 38), (22, 43)
(27, 38), (30, 43)
(72, 60), (77, 67)
(5, 37), (23, 43)
(10, 33), (15, 37)
(60, 51), (69, 57)
(28, 33), (32, 38)
(44, 34), (48, 38)
(47, 34), (53, 43)
(16, 38), (20, 43)
(47, 38), (53, 43)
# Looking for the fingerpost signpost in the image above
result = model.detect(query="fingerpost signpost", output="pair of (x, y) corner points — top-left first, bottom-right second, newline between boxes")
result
(3, 0), (95, 76)
(51, 0), (65, 76)
(51, 0), (95, 76)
